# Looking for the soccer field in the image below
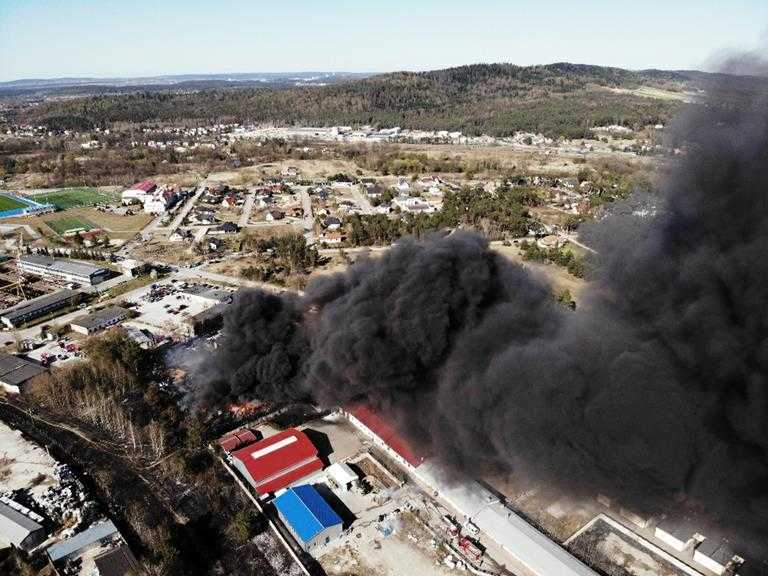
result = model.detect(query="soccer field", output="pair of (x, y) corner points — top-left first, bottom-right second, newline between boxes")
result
(33, 188), (121, 209)
(0, 194), (29, 211)
(46, 215), (96, 236)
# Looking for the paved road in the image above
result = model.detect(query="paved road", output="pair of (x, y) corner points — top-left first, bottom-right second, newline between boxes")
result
(238, 188), (256, 228)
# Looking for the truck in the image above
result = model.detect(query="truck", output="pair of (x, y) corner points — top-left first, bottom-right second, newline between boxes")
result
(459, 536), (484, 561)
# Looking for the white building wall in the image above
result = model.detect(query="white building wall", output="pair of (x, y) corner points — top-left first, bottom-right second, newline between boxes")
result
(654, 527), (691, 551)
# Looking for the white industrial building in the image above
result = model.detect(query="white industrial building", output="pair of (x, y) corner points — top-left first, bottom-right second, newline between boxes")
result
(0, 498), (46, 551)
(19, 254), (110, 286)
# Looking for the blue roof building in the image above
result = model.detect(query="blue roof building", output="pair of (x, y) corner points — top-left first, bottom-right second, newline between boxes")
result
(273, 485), (343, 551)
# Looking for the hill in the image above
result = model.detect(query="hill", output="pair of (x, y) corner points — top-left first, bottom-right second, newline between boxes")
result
(15, 62), (740, 138)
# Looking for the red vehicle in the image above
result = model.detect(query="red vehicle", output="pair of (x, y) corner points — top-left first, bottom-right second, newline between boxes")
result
(65, 343), (79, 352)
(459, 536), (484, 560)
(441, 514), (460, 538)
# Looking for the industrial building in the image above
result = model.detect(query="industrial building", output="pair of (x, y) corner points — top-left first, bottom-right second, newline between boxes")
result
(654, 517), (703, 552)
(0, 352), (47, 393)
(273, 485), (343, 551)
(345, 405), (600, 576)
(0, 499), (46, 551)
(230, 428), (323, 496)
(45, 519), (137, 576)
(69, 306), (130, 335)
(0, 289), (80, 328)
(694, 537), (743, 575)
(19, 254), (110, 286)
(346, 405), (426, 469)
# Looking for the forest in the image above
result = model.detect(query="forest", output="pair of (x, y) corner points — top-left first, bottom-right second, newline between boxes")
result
(23, 63), (689, 139)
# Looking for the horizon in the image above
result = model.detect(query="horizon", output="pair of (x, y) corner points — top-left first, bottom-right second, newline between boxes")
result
(0, 60), (761, 86)
(1, 0), (767, 82)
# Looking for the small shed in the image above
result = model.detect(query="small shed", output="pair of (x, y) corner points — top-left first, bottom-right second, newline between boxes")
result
(327, 462), (359, 491)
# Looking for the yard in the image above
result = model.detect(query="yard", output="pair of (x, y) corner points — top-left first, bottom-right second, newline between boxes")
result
(30, 187), (122, 209)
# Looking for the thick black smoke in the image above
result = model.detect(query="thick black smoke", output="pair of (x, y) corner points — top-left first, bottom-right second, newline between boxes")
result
(195, 70), (768, 560)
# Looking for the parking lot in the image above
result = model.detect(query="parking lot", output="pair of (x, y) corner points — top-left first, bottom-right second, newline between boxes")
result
(123, 280), (233, 337)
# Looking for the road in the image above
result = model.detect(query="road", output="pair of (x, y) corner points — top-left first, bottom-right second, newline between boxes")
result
(349, 183), (374, 215)
(166, 185), (206, 233)
(298, 186), (315, 244)
(238, 187), (256, 228)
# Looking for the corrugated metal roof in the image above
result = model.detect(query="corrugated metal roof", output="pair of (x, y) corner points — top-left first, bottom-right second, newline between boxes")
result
(20, 255), (108, 279)
(48, 520), (118, 562)
(0, 352), (46, 387)
(349, 405), (425, 466)
(0, 501), (43, 546)
(0, 289), (79, 324)
(274, 485), (342, 544)
(230, 428), (322, 495)
(417, 463), (598, 576)
(70, 306), (129, 331)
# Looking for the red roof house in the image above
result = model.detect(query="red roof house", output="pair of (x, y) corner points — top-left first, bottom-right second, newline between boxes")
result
(230, 428), (323, 495)
(348, 405), (426, 468)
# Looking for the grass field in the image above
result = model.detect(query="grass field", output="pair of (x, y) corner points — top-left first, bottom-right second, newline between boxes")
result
(32, 187), (121, 209)
(46, 215), (96, 236)
(0, 194), (29, 211)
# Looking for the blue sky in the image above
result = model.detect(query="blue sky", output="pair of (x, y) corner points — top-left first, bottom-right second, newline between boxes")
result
(1, 0), (766, 81)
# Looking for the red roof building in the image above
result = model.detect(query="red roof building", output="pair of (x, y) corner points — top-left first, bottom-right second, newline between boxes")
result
(347, 405), (426, 468)
(230, 428), (323, 495)
(218, 428), (260, 453)
(130, 179), (157, 193)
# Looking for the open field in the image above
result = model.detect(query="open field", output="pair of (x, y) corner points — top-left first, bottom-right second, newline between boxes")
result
(0, 194), (29, 211)
(46, 214), (96, 235)
(2, 207), (153, 241)
(30, 187), (122, 209)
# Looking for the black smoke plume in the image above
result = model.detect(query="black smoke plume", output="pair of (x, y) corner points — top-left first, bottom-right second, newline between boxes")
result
(195, 69), (768, 561)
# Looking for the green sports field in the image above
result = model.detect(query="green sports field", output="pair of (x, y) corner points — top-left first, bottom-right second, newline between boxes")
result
(0, 194), (29, 211)
(33, 187), (121, 210)
(46, 215), (96, 236)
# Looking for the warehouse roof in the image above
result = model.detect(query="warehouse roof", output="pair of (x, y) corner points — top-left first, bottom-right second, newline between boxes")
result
(93, 543), (139, 576)
(70, 306), (129, 331)
(0, 352), (46, 387)
(230, 428), (322, 495)
(349, 405), (425, 467)
(48, 520), (118, 562)
(417, 463), (598, 576)
(274, 485), (342, 544)
(20, 254), (108, 279)
(697, 536), (737, 565)
(0, 289), (79, 324)
(0, 500), (44, 547)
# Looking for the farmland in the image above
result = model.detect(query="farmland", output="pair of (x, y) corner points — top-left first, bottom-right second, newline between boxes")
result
(29, 187), (122, 209)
